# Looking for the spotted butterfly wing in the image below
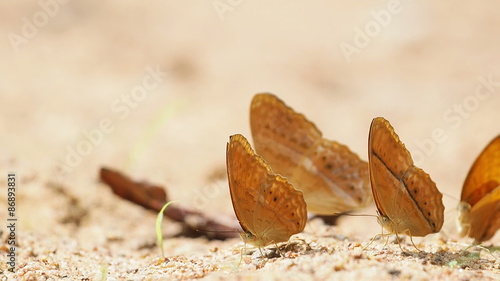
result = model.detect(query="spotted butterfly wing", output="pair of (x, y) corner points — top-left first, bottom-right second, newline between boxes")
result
(368, 117), (444, 237)
(226, 134), (307, 247)
(250, 93), (371, 215)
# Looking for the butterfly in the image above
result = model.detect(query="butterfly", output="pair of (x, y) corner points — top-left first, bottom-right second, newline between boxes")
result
(368, 117), (444, 239)
(226, 134), (307, 248)
(458, 134), (500, 243)
(250, 93), (371, 215)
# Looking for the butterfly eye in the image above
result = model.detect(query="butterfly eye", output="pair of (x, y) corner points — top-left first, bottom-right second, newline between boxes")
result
(241, 232), (253, 239)
(377, 216), (390, 225)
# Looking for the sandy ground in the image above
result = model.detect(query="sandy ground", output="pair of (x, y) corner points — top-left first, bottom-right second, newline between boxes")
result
(1, 1), (500, 280)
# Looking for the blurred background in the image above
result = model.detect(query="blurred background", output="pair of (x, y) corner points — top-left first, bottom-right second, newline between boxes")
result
(1, 1), (499, 243)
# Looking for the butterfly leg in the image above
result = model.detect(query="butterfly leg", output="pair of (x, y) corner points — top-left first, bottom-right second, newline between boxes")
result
(362, 233), (383, 250)
(258, 246), (264, 258)
(461, 243), (491, 256)
(274, 242), (284, 257)
(394, 231), (406, 252)
(404, 230), (422, 252)
(238, 243), (247, 266)
(408, 235), (421, 252)
(383, 233), (393, 249)
(380, 225), (394, 249)
(363, 223), (392, 250)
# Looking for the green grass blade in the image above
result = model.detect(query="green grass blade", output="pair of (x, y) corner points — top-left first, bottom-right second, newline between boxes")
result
(156, 201), (176, 258)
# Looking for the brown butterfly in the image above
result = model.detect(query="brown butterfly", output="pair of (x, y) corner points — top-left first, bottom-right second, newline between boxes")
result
(250, 93), (371, 215)
(458, 135), (500, 243)
(368, 117), (444, 239)
(226, 134), (307, 248)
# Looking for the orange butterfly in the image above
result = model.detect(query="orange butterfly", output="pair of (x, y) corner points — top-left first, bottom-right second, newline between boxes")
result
(250, 93), (371, 215)
(226, 134), (307, 248)
(368, 117), (444, 239)
(458, 135), (500, 243)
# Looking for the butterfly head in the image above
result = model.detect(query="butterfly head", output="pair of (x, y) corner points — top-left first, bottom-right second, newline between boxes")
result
(377, 214), (392, 231)
(456, 201), (472, 238)
(377, 213), (414, 236)
(240, 231), (271, 248)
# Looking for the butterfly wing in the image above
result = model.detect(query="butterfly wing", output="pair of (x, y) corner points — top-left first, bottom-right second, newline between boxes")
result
(292, 139), (371, 213)
(226, 134), (307, 247)
(459, 185), (500, 242)
(461, 135), (500, 205)
(250, 93), (323, 181)
(400, 166), (444, 235)
(369, 117), (444, 236)
(369, 117), (414, 219)
(250, 93), (371, 214)
(459, 135), (500, 242)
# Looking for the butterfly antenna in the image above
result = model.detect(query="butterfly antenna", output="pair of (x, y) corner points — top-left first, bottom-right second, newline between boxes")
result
(441, 191), (460, 202)
(341, 213), (378, 217)
(195, 228), (240, 233)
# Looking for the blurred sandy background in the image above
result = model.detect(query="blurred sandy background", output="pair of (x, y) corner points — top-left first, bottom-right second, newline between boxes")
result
(1, 1), (499, 279)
